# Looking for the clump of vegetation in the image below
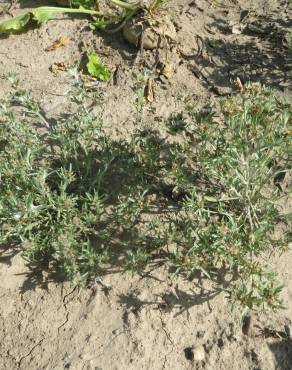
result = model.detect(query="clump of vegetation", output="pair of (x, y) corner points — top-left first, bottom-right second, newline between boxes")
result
(0, 6), (102, 33)
(0, 0), (170, 37)
(167, 85), (291, 310)
(86, 50), (112, 80)
(0, 84), (290, 311)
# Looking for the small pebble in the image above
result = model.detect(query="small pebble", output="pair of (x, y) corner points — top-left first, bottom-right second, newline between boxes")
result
(193, 346), (205, 361)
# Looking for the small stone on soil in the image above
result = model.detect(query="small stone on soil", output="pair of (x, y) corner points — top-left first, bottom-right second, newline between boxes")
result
(193, 346), (205, 361)
(123, 12), (176, 50)
(184, 346), (205, 362)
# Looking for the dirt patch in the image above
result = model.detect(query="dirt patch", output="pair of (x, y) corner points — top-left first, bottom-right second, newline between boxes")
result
(1, 250), (292, 370)
(1, 0), (290, 127)
(0, 0), (291, 369)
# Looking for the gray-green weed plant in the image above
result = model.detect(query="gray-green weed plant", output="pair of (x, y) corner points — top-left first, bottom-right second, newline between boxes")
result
(166, 84), (291, 310)
(0, 83), (291, 311)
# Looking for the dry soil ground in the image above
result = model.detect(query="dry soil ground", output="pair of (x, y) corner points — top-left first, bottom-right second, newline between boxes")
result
(0, 0), (292, 369)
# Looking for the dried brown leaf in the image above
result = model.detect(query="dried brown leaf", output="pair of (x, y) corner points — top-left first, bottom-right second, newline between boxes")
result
(46, 36), (70, 52)
(145, 78), (154, 103)
(50, 62), (68, 74)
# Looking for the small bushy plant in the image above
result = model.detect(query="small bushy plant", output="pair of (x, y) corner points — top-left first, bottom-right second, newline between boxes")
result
(0, 84), (290, 310)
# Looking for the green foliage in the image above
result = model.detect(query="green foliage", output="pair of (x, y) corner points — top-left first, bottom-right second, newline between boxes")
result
(0, 6), (101, 34)
(0, 0), (168, 35)
(72, 0), (97, 8)
(167, 85), (291, 310)
(0, 13), (31, 33)
(0, 84), (290, 310)
(86, 51), (111, 81)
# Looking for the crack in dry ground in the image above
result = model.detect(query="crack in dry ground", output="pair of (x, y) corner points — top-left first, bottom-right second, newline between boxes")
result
(159, 311), (175, 346)
(17, 338), (44, 368)
(57, 311), (69, 336)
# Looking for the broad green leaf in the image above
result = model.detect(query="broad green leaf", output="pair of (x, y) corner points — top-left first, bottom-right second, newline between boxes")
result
(31, 8), (61, 23)
(86, 51), (111, 81)
(0, 13), (31, 33)
(0, 6), (101, 34)
(31, 6), (101, 23)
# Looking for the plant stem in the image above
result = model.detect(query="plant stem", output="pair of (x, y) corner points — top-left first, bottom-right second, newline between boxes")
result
(109, 0), (142, 11)
(36, 6), (103, 16)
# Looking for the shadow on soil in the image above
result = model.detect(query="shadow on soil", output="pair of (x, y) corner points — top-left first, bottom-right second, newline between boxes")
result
(0, 247), (20, 266)
(182, 13), (292, 95)
(0, 246), (65, 292)
(196, 14), (292, 93)
(269, 340), (292, 370)
(118, 283), (222, 319)
(3, 0), (291, 96)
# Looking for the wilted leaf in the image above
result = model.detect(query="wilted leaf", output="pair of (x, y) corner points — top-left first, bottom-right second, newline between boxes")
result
(145, 78), (154, 103)
(161, 62), (173, 79)
(31, 7), (61, 23)
(0, 6), (101, 34)
(86, 51), (111, 81)
(234, 77), (244, 92)
(0, 13), (31, 33)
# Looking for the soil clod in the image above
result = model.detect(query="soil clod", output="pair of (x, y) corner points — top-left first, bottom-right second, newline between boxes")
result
(123, 12), (176, 49)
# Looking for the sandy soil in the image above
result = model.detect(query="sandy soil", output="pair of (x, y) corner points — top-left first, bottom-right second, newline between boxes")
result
(0, 0), (292, 369)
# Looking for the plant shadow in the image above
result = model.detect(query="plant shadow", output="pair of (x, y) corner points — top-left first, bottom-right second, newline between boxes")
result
(0, 245), (20, 266)
(16, 259), (65, 293)
(181, 12), (292, 96)
(268, 339), (292, 370)
(118, 282), (222, 319)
